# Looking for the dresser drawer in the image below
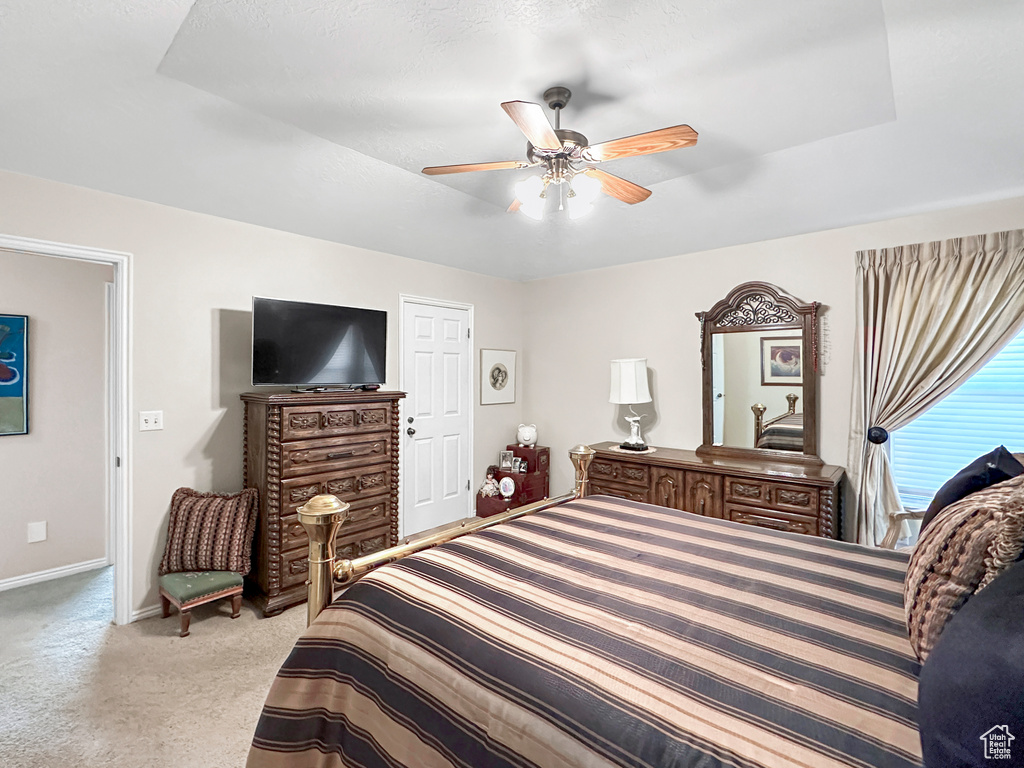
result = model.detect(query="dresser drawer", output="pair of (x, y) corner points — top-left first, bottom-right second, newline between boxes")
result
(767, 481), (818, 514)
(281, 465), (392, 514)
(724, 476), (819, 513)
(281, 403), (391, 441)
(588, 458), (650, 488)
(280, 495), (391, 553)
(590, 481), (651, 503)
(281, 434), (390, 478)
(280, 524), (392, 590)
(725, 502), (818, 536)
(724, 477), (769, 505)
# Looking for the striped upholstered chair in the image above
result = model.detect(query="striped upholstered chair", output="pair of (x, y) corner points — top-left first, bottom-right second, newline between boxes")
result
(157, 487), (258, 637)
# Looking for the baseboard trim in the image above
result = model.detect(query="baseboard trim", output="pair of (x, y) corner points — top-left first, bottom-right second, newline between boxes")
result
(0, 557), (109, 592)
(132, 604), (164, 622)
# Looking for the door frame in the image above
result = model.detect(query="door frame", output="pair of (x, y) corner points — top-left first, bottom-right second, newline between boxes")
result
(0, 233), (133, 625)
(398, 295), (474, 538)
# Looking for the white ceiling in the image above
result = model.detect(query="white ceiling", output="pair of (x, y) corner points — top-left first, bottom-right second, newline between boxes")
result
(1, 1), (1022, 281)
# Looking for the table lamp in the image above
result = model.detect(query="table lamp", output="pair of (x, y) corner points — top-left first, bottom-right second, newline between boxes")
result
(609, 358), (652, 451)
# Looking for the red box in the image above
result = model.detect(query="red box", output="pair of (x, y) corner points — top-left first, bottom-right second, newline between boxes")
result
(506, 444), (549, 474)
(519, 470), (548, 499)
(476, 493), (513, 518)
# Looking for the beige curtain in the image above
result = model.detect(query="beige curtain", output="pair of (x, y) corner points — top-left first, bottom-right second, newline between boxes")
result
(848, 229), (1024, 546)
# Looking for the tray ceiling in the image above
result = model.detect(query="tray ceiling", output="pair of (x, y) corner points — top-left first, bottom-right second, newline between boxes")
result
(0, 0), (1022, 280)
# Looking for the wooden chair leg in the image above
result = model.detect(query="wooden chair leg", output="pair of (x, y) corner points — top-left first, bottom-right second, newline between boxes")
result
(160, 594), (171, 618)
(179, 610), (192, 638)
(230, 594), (242, 618)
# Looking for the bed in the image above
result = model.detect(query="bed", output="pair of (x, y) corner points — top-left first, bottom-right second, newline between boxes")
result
(247, 448), (921, 768)
(753, 394), (804, 452)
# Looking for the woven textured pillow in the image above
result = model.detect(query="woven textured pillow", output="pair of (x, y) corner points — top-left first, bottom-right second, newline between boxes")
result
(159, 487), (258, 576)
(904, 473), (1024, 661)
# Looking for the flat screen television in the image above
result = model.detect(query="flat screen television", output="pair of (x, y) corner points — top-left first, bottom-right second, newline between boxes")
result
(252, 297), (387, 388)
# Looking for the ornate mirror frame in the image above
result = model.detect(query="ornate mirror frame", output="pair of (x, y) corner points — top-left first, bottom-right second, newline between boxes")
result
(696, 281), (823, 466)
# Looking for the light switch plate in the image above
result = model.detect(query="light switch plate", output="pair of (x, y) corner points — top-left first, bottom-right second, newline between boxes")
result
(27, 521), (46, 543)
(139, 411), (163, 431)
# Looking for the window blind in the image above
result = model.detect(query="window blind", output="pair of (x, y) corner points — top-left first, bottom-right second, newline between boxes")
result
(890, 330), (1024, 509)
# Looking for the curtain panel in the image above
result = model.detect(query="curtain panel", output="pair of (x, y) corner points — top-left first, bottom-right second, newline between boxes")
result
(849, 229), (1024, 546)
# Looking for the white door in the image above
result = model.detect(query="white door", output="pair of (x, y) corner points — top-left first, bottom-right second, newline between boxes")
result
(712, 334), (725, 443)
(401, 299), (472, 536)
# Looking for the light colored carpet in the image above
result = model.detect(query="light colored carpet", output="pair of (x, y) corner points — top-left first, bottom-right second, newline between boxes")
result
(0, 567), (306, 768)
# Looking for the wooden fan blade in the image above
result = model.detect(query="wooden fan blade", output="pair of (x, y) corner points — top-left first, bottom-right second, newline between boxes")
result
(507, 199), (522, 213)
(584, 168), (652, 204)
(422, 160), (529, 175)
(583, 125), (698, 163)
(500, 101), (562, 151)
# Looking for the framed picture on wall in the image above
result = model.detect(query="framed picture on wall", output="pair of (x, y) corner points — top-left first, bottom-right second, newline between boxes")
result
(760, 336), (802, 386)
(0, 314), (28, 436)
(480, 349), (516, 405)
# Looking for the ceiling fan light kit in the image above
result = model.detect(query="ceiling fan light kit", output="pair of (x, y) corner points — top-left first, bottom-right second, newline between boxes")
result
(421, 86), (698, 221)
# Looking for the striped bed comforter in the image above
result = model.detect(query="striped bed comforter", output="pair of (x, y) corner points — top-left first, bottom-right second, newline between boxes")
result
(248, 495), (922, 768)
(756, 413), (804, 452)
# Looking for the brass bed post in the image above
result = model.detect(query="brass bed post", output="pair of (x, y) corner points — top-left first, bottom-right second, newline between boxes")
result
(751, 403), (766, 445)
(297, 495), (349, 627)
(570, 443), (595, 497)
(299, 445), (595, 624)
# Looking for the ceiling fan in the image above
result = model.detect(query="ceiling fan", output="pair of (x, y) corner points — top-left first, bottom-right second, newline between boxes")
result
(422, 86), (698, 220)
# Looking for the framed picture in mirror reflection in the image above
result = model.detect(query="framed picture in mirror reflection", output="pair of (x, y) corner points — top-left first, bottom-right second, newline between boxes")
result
(760, 336), (802, 386)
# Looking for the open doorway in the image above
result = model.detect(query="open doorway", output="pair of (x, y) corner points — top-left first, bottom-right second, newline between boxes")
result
(0, 234), (131, 624)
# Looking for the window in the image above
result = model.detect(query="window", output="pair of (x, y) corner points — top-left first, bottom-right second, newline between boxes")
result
(890, 330), (1024, 509)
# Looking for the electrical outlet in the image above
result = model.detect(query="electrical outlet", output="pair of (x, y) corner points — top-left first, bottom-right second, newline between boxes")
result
(27, 521), (46, 543)
(139, 410), (164, 431)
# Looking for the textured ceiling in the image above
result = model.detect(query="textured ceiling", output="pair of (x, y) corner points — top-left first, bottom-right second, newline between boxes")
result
(159, 0), (896, 208)
(0, 1), (1022, 280)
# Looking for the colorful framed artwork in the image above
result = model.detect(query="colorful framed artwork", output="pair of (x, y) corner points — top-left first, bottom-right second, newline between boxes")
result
(480, 349), (516, 405)
(0, 314), (28, 435)
(760, 336), (802, 386)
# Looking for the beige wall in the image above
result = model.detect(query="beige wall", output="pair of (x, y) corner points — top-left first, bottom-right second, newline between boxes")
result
(2, 163), (1023, 605)
(0, 169), (526, 612)
(0, 249), (112, 581)
(523, 195), (1024, 541)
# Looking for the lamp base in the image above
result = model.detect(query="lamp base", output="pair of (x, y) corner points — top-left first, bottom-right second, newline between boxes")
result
(618, 441), (648, 452)
(619, 413), (647, 452)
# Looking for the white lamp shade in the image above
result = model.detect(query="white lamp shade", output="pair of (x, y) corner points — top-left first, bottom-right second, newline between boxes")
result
(571, 171), (601, 203)
(609, 358), (652, 404)
(514, 175), (544, 201)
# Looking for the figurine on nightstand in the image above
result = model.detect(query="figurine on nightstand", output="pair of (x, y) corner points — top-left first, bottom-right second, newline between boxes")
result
(517, 423), (537, 447)
(478, 472), (499, 497)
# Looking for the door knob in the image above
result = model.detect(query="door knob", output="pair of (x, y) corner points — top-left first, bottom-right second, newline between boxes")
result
(407, 427), (416, 436)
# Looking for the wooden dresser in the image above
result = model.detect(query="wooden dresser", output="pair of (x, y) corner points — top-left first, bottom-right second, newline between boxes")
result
(241, 390), (405, 616)
(589, 442), (844, 538)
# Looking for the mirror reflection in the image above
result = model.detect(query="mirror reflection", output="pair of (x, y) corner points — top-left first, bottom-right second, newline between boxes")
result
(711, 329), (804, 451)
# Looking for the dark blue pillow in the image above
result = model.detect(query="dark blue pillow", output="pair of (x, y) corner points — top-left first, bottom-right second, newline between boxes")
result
(918, 561), (1024, 767)
(921, 447), (1024, 531)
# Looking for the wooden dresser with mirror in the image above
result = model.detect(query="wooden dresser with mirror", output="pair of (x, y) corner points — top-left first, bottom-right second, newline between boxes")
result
(593, 281), (844, 538)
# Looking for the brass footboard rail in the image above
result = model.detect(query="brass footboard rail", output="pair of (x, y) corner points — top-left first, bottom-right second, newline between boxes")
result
(297, 444), (596, 626)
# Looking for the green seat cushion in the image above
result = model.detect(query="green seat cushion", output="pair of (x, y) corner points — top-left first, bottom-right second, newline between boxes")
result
(160, 571), (243, 604)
